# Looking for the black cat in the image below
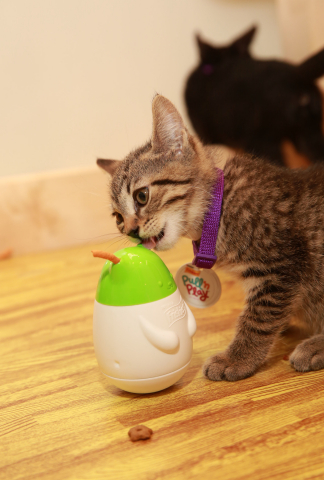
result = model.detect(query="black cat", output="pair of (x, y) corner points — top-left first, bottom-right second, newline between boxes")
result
(185, 26), (324, 165)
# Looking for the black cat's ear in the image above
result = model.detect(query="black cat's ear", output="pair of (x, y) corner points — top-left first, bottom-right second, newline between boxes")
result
(196, 34), (216, 63)
(96, 158), (119, 176)
(151, 95), (189, 155)
(230, 25), (257, 55)
(297, 48), (324, 81)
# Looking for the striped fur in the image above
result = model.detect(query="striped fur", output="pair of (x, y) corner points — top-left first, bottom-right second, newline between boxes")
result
(99, 95), (324, 381)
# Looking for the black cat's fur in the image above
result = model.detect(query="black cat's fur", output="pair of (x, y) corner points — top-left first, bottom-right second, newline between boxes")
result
(185, 26), (324, 165)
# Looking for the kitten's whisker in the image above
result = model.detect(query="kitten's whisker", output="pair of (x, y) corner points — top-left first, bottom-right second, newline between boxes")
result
(92, 232), (122, 238)
(79, 233), (123, 243)
(85, 191), (106, 198)
(106, 236), (128, 249)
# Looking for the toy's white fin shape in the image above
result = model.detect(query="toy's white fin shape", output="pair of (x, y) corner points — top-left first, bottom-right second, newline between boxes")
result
(139, 316), (179, 353)
(185, 304), (197, 337)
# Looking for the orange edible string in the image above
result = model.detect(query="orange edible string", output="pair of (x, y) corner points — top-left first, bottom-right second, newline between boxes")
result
(0, 248), (13, 260)
(91, 250), (120, 264)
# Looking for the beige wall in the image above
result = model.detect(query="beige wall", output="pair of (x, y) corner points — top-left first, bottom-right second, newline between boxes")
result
(0, 0), (282, 177)
(276, 0), (324, 90)
(276, 0), (324, 62)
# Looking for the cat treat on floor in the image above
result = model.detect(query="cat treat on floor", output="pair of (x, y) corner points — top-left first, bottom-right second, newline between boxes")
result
(128, 425), (153, 442)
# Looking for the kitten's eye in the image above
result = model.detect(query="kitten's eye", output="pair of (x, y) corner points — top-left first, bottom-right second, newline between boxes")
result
(113, 212), (123, 225)
(135, 187), (149, 206)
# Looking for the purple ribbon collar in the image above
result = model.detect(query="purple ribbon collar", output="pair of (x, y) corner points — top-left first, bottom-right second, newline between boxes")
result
(192, 168), (224, 269)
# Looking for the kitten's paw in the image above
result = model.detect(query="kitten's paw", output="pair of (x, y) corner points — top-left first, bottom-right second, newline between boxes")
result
(203, 352), (256, 382)
(290, 335), (324, 372)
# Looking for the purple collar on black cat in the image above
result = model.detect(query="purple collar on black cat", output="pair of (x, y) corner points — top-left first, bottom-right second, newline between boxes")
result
(192, 168), (224, 269)
(201, 64), (214, 75)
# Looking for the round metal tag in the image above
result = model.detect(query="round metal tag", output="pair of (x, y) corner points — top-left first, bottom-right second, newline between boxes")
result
(175, 264), (222, 308)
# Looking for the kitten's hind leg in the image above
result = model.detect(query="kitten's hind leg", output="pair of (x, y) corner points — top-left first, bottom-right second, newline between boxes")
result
(289, 334), (324, 372)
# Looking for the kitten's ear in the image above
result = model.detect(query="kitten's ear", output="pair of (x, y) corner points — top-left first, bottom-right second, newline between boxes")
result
(230, 25), (257, 55)
(196, 34), (217, 63)
(297, 47), (324, 81)
(96, 158), (119, 176)
(151, 95), (188, 155)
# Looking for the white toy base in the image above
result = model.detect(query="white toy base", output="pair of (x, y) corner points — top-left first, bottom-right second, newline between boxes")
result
(103, 361), (191, 394)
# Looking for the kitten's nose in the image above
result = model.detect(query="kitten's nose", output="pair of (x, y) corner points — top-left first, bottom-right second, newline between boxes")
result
(128, 226), (140, 239)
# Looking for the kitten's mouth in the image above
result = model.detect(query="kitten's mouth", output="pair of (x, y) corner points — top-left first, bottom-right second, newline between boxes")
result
(141, 228), (165, 250)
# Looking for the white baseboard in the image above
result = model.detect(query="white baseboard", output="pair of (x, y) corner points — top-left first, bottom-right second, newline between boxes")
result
(0, 166), (117, 256)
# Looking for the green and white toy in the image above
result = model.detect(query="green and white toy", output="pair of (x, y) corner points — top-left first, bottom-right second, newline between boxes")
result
(93, 245), (197, 394)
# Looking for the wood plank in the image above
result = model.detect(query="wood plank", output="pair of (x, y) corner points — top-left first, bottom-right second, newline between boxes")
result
(1, 238), (324, 480)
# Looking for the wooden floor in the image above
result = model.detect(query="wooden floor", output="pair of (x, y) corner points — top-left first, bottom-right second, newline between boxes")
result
(1, 238), (324, 480)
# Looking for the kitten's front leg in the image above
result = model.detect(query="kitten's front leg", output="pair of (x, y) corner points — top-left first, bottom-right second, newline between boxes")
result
(204, 283), (291, 381)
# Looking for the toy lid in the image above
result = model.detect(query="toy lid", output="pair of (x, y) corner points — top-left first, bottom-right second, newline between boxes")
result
(95, 245), (177, 306)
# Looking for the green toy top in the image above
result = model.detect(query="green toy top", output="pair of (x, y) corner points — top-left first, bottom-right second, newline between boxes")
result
(95, 245), (177, 306)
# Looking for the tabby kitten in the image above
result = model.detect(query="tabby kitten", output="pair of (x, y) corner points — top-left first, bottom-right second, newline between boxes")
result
(98, 94), (324, 382)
